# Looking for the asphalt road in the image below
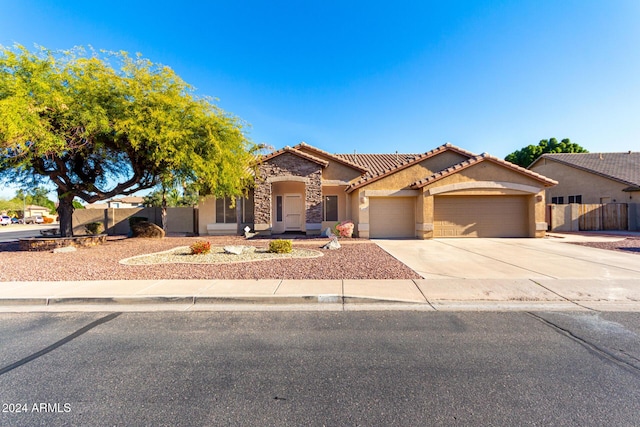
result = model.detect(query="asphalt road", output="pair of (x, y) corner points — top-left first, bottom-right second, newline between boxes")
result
(0, 312), (639, 426)
(0, 224), (58, 242)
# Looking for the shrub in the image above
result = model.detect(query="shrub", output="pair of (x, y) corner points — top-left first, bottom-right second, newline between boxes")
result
(268, 239), (292, 254)
(128, 216), (148, 226)
(85, 222), (104, 235)
(190, 240), (211, 255)
(334, 220), (354, 238)
(42, 216), (54, 224)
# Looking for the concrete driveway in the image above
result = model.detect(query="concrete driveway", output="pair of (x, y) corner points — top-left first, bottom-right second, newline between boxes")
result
(375, 236), (640, 310)
(375, 236), (640, 280)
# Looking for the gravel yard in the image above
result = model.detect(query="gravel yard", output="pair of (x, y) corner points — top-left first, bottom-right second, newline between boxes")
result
(0, 236), (422, 281)
(571, 237), (640, 254)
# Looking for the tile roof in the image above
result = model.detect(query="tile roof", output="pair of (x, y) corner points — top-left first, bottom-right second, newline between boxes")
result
(260, 146), (329, 167)
(410, 154), (558, 189)
(344, 143), (478, 193)
(294, 142), (370, 174)
(530, 152), (640, 190)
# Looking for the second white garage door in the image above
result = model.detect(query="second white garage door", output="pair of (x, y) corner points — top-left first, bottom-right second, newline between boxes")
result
(369, 197), (415, 238)
(434, 195), (529, 237)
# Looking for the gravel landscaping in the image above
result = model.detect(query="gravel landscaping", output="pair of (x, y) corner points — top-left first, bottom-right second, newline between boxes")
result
(570, 237), (640, 254)
(0, 236), (422, 281)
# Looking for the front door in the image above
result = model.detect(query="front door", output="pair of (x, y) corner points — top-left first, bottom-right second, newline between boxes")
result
(284, 194), (302, 230)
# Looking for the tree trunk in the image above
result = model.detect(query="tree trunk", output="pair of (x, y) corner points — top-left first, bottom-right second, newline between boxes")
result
(161, 189), (168, 231)
(57, 192), (75, 237)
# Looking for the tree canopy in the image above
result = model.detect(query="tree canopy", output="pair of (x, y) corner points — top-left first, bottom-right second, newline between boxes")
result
(505, 138), (588, 168)
(0, 45), (257, 236)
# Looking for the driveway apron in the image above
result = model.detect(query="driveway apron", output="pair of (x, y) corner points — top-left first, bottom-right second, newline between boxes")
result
(374, 238), (640, 280)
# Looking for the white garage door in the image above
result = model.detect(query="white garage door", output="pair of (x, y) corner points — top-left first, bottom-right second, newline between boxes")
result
(434, 195), (529, 237)
(369, 197), (415, 238)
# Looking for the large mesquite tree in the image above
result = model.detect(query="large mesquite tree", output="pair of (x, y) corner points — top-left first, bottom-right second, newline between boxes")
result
(0, 45), (256, 236)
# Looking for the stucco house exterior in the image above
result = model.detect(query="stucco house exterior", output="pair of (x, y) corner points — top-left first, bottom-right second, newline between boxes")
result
(86, 196), (145, 209)
(528, 151), (640, 230)
(528, 152), (640, 205)
(198, 142), (557, 239)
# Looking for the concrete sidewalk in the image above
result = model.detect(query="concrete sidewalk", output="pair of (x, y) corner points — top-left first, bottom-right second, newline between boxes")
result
(1, 278), (640, 312)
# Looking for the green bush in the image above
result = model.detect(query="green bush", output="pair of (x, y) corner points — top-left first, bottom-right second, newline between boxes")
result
(268, 239), (292, 254)
(190, 240), (211, 255)
(128, 216), (148, 226)
(85, 222), (104, 235)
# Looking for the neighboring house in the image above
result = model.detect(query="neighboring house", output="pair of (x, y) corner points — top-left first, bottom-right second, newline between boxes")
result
(528, 152), (640, 205)
(86, 197), (145, 209)
(24, 205), (51, 218)
(529, 151), (640, 231)
(199, 142), (557, 239)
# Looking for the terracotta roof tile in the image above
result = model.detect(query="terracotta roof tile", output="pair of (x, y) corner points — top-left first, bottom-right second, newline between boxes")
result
(344, 143), (477, 193)
(260, 146), (329, 167)
(410, 154), (558, 188)
(294, 142), (370, 173)
(530, 152), (640, 190)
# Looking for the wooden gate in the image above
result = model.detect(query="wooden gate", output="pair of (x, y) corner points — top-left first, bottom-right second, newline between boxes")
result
(579, 203), (628, 231)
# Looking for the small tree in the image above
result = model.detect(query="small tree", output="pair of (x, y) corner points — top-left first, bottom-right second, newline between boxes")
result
(505, 138), (588, 168)
(0, 45), (256, 236)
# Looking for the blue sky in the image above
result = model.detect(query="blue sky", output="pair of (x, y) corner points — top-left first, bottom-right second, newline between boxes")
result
(1, 0), (639, 199)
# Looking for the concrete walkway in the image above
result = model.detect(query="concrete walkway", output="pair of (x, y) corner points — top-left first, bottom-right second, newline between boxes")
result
(1, 276), (640, 312)
(1, 233), (639, 312)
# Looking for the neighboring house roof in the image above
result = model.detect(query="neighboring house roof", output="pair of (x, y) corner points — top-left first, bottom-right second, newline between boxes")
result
(529, 152), (640, 191)
(260, 146), (329, 167)
(110, 196), (145, 204)
(410, 154), (558, 189)
(85, 202), (108, 209)
(25, 205), (50, 211)
(345, 143), (477, 193)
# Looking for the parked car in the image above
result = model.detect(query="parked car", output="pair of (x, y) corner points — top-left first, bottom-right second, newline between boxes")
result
(0, 215), (11, 226)
(24, 215), (44, 224)
(11, 217), (21, 224)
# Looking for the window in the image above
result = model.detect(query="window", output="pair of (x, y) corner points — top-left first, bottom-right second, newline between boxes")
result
(568, 195), (582, 204)
(551, 196), (564, 204)
(324, 195), (338, 221)
(215, 197), (236, 223)
(240, 196), (254, 223)
(276, 196), (283, 222)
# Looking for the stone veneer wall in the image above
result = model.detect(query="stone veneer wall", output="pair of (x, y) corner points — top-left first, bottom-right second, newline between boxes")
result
(255, 152), (323, 227)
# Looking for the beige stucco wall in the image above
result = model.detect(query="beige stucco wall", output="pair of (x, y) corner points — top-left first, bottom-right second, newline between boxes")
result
(295, 146), (363, 182)
(530, 159), (636, 204)
(358, 151), (469, 191)
(414, 161), (549, 239)
(270, 181), (306, 234)
(321, 186), (350, 233)
(73, 207), (192, 235)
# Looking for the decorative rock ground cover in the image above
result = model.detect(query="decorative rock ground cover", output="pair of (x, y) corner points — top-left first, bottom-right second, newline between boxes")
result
(121, 245), (324, 265)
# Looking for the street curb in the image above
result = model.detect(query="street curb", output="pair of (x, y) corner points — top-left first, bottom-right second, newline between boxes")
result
(0, 295), (428, 307)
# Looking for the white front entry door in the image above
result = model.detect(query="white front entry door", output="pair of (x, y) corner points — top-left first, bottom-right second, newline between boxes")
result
(284, 194), (303, 230)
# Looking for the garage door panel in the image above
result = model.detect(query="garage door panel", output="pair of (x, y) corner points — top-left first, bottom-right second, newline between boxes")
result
(434, 196), (528, 238)
(370, 197), (415, 238)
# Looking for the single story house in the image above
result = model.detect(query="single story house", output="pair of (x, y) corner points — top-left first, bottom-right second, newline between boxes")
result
(528, 151), (640, 205)
(86, 196), (145, 209)
(528, 151), (640, 232)
(24, 204), (51, 218)
(199, 142), (557, 239)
